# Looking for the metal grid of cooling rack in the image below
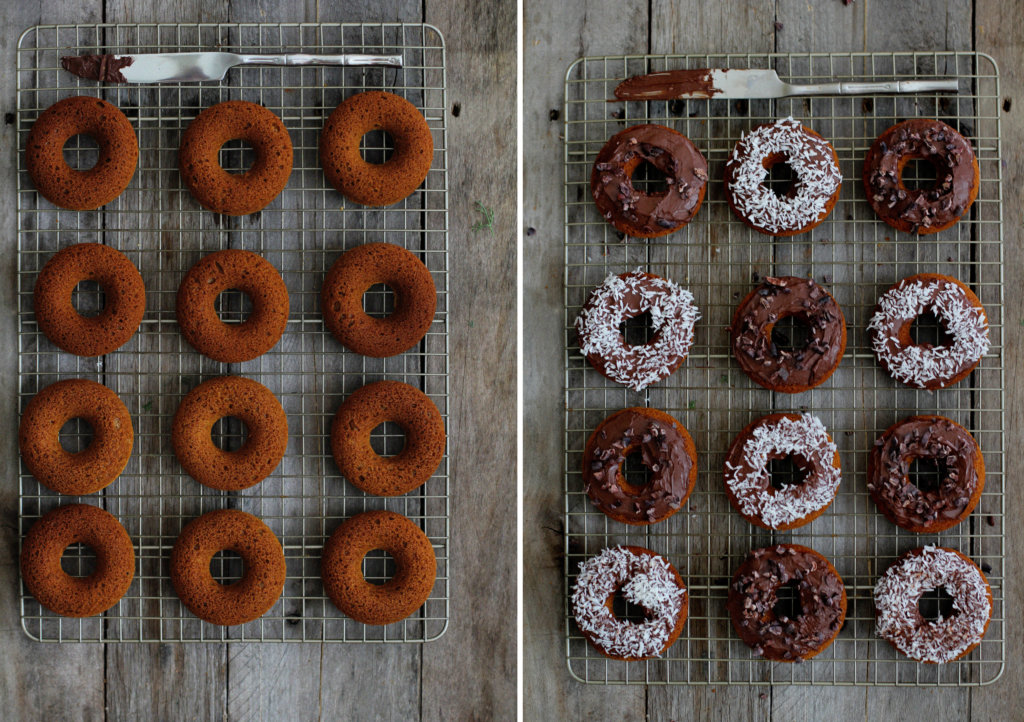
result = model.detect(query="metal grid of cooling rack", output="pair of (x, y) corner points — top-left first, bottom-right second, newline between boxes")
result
(562, 52), (1003, 686)
(16, 23), (449, 643)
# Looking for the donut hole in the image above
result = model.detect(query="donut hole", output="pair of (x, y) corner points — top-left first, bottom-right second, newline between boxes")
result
(768, 455), (807, 490)
(900, 156), (941, 191)
(908, 456), (947, 494)
(631, 159), (669, 195)
(60, 542), (98, 578)
(209, 550), (245, 585)
(58, 417), (94, 454)
(361, 548), (398, 586)
(211, 416), (249, 453)
(214, 288), (254, 325)
(772, 580), (803, 622)
(359, 129), (395, 165)
(620, 448), (651, 493)
(611, 587), (649, 624)
(218, 138), (258, 175)
(910, 310), (954, 349)
(362, 282), (396, 319)
(770, 315), (812, 355)
(370, 420), (406, 458)
(918, 586), (958, 622)
(764, 155), (797, 198)
(619, 309), (654, 347)
(61, 133), (100, 171)
(71, 279), (106, 318)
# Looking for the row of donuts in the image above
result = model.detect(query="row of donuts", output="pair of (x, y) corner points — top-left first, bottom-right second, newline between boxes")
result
(35, 241), (436, 361)
(572, 543), (992, 665)
(592, 116), (979, 238)
(26, 90), (433, 214)
(575, 269), (991, 393)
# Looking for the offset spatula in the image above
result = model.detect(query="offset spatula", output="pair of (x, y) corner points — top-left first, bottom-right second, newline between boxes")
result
(614, 68), (959, 100)
(61, 51), (403, 83)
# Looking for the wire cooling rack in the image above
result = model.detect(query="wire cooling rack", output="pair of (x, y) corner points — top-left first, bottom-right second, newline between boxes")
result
(16, 23), (448, 643)
(563, 52), (1003, 685)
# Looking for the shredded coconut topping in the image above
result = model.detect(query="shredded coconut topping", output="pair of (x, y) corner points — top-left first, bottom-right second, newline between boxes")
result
(725, 117), (842, 234)
(867, 277), (990, 389)
(724, 414), (841, 529)
(874, 546), (991, 663)
(572, 546), (686, 659)
(575, 270), (700, 391)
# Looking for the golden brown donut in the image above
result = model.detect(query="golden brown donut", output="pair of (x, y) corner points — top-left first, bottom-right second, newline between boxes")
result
(21, 504), (135, 617)
(33, 243), (146, 357)
(170, 509), (286, 626)
(179, 100), (293, 215)
(321, 510), (436, 625)
(19, 379), (134, 495)
(320, 243), (436, 357)
(320, 91), (433, 206)
(26, 96), (138, 210)
(172, 376), (288, 491)
(176, 249), (289, 363)
(330, 380), (445, 496)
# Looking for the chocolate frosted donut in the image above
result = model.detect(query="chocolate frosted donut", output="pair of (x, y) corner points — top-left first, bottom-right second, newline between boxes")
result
(727, 544), (846, 662)
(572, 545), (688, 661)
(863, 119), (979, 235)
(591, 124), (708, 237)
(582, 407), (697, 525)
(874, 546), (992, 663)
(575, 270), (700, 392)
(724, 117), (842, 236)
(867, 273), (989, 390)
(868, 415), (984, 533)
(26, 96), (138, 210)
(730, 276), (846, 393)
(723, 413), (841, 531)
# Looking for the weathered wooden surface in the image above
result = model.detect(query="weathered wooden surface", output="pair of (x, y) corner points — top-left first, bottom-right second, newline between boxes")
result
(524, 1), (1023, 720)
(0, 1), (516, 720)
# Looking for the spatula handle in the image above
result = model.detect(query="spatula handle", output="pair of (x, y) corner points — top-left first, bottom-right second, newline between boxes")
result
(787, 79), (959, 96)
(238, 53), (403, 68)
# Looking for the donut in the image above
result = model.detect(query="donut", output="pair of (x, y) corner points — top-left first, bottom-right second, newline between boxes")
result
(591, 124), (708, 237)
(19, 379), (133, 495)
(724, 117), (842, 237)
(320, 243), (436, 357)
(330, 380), (445, 496)
(33, 243), (146, 357)
(727, 544), (846, 662)
(177, 249), (290, 363)
(874, 546), (992, 663)
(26, 96), (138, 210)
(867, 273), (989, 390)
(863, 119), (979, 234)
(178, 101), (293, 216)
(575, 270), (700, 392)
(21, 504), (135, 617)
(170, 509), (286, 626)
(730, 276), (846, 393)
(571, 545), (688, 661)
(581, 407), (697, 525)
(321, 510), (436, 625)
(320, 91), (433, 206)
(868, 415), (984, 533)
(172, 376), (288, 491)
(723, 413), (841, 531)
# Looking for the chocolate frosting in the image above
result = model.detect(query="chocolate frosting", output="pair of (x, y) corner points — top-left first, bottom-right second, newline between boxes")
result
(863, 119), (976, 233)
(730, 276), (845, 391)
(591, 124), (708, 236)
(727, 545), (846, 662)
(583, 408), (693, 524)
(613, 69), (720, 101)
(868, 416), (982, 530)
(61, 54), (133, 83)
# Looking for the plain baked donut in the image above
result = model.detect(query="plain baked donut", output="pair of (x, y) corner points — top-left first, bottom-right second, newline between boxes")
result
(178, 100), (293, 215)
(321, 510), (436, 625)
(177, 249), (290, 363)
(321, 242), (436, 357)
(33, 243), (146, 357)
(320, 91), (433, 206)
(19, 378), (134, 495)
(330, 380), (445, 496)
(21, 504), (135, 617)
(26, 96), (138, 210)
(170, 509), (286, 626)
